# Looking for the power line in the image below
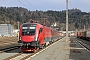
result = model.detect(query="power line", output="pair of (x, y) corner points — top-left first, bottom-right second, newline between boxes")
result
(17, 0), (31, 10)
(50, 1), (65, 10)
(25, 0), (37, 9)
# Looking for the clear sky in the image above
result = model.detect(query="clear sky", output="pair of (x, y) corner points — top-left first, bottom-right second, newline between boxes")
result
(0, 0), (90, 12)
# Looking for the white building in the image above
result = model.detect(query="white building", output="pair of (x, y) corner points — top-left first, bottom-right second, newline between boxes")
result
(0, 24), (13, 36)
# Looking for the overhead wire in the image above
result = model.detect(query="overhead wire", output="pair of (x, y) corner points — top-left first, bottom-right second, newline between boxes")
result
(25, 0), (37, 10)
(17, 0), (67, 11)
(17, 0), (31, 10)
(51, 1), (66, 10)
(47, 0), (73, 11)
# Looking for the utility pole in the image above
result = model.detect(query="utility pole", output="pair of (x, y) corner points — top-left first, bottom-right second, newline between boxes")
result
(18, 21), (19, 41)
(66, 0), (68, 42)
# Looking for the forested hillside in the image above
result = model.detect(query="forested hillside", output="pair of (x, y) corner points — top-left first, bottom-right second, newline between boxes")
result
(0, 7), (90, 31)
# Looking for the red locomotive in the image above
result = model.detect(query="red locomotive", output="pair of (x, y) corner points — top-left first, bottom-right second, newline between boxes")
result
(18, 22), (60, 52)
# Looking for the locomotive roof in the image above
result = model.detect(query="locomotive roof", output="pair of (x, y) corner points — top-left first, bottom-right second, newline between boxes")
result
(22, 22), (57, 31)
(22, 22), (41, 25)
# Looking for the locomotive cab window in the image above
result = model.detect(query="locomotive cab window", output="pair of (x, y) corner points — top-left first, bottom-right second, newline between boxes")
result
(39, 28), (43, 33)
(22, 24), (36, 36)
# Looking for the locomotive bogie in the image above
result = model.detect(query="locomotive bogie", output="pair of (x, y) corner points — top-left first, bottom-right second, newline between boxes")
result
(21, 41), (40, 47)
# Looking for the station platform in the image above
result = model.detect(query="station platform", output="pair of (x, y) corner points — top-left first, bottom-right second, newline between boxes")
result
(27, 37), (90, 60)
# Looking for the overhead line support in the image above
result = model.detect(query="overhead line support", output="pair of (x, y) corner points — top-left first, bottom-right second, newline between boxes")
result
(66, 0), (68, 42)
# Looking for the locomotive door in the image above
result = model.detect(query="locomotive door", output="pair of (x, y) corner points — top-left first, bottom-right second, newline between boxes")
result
(38, 28), (45, 45)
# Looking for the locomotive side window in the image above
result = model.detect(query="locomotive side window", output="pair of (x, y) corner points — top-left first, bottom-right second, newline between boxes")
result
(22, 24), (36, 36)
(39, 28), (43, 33)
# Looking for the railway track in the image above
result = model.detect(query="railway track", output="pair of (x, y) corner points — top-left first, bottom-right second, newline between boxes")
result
(0, 44), (22, 60)
(1, 37), (89, 60)
(0, 46), (19, 53)
(71, 37), (90, 52)
(0, 44), (21, 54)
(3, 37), (62, 60)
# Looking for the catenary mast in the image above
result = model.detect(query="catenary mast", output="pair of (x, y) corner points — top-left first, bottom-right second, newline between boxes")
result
(66, 0), (68, 42)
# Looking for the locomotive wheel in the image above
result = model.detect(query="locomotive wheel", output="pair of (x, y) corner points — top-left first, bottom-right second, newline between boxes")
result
(49, 41), (53, 44)
(39, 44), (44, 49)
(44, 43), (46, 47)
(33, 49), (37, 53)
(33, 47), (39, 53)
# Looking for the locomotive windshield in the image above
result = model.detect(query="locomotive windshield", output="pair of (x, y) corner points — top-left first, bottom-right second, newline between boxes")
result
(22, 24), (36, 36)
